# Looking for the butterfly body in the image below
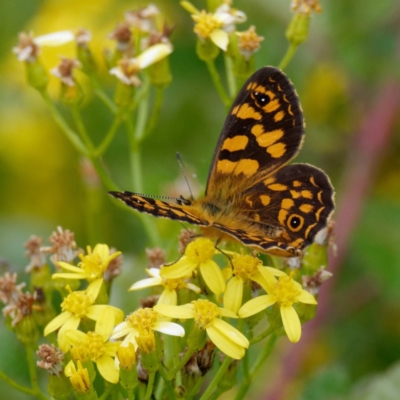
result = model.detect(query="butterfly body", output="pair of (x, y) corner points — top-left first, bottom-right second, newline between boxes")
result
(110, 67), (335, 257)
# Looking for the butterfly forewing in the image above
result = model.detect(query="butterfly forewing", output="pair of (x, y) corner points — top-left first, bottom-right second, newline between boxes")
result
(206, 66), (304, 195)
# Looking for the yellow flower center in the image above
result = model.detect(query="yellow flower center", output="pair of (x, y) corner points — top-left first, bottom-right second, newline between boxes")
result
(185, 238), (216, 264)
(232, 254), (261, 281)
(87, 332), (106, 361)
(291, 0), (322, 16)
(126, 308), (158, 353)
(163, 277), (187, 291)
(78, 252), (105, 278)
(61, 291), (93, 318)
(272, 274), (302, 307)
(238, 26), (264, 52)
(192, 299), (221, 329)
(70, 344), (89, 362)
(193, 11), (222, 39)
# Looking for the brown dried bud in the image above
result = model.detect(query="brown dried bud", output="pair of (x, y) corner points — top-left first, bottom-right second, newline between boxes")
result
(145, 247), (166, 269)
(37, 344), (64, 375)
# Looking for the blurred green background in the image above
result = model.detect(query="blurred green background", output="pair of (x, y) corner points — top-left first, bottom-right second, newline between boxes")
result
(1, 0), (400, 399)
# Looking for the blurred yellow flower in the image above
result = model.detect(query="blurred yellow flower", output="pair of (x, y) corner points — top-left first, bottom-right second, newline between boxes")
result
(64, 360), (91, 393)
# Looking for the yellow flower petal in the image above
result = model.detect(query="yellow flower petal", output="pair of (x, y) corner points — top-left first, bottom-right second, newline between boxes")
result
(52, 273), (85, 280)
(65, 329), (87, 346)
(56, 262), (83, 273)
(224, 276), (243, 314)
(219, 307), (239, 318)
(212, 318), (249, 348)
(153, 321), (185, 337)
(34, 30), (74, 46)
(87, 305), (124, 325)
(93, 244), (109, 260)
(158, 289), (177, 305)
(210, 29), (228, 51)
(238, 295), (276, 318)
(263, 267), (286, 276)
(58, 316), (81, 352)
(257, 266), (278, 292)
(96, 354), (119, 383)
(86, 278), (103, 301)
(160, 258), (197, 279)
(297, 289), (317, 305)
(44, 311), (72, 336)
(207, 324), (245, 359)
(280, 305), (301, 343)
(199, 260), (226, 295)
(95, 307), (115, 339)
(153, 304), (195, 319)
(137, 43), (173, 69)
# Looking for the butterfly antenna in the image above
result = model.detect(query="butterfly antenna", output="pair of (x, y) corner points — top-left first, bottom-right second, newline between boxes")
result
(127, 192), (180, 202)
(176, 152), (194, 200)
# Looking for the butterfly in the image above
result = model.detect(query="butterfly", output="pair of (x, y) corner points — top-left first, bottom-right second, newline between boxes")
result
(110, 67), (335, 257)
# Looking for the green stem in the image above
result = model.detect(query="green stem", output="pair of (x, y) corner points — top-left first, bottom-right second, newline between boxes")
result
(95, 116), (123, 157)
(40, 91), (87, 155)
(224, 55), (236, 98)
(205, 60), (231, 108)
(71, 106), (95, 152)
(89, 157), (119, 191)
(145, 371), (156, 399)
(99, 384), (116, 400)
(234, 334), (278, 400)
(278, 42), (299, 71)
(168, 346), (196, 380)
(125, 118), (160, 246)
(89, 75), (118, 114)
(250, 325), (276, 345)
(26, 345), (50, 400)
(134, 89), (149, 143)
(199, 356), (231, 400)
(143, 87), (164, 140)
(158, 367), (177, 400)
(187, 375), (205, 400)
(0, 369), (38, 397)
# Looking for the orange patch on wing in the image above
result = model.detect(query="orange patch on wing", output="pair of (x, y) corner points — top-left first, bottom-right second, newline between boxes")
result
(293, 180), (302, 187)
(301, 190), (313, 199)
(263, 99), (280, 113)
(290, 238), (304, 247)
(309, 176), (318, 187)
(299, 204), (313, 213)
(317, 191), (323, 203)
(268, 183), (288, 191)
(267, 142), (286, 158)
(245, 196), (253, 207)
(247, 81), (257, 90)
(171, 209), (187, 218)
(287, 104), (294, 116)
(231, 105), (240, 115)
(260, 195), (271, 206)
(257, 129), (284, 148)
(290, 190), (301, 199)
(264, 177), (275, 185)
(234, 159), (259, 176)
(281, 198), (294, 209)
(251, 124), (264, 137)
(273, 111), (285, 122)
(304, 222), (317, 238)
(217, 159), (237, 174)
(253, 213), (261, 222)
(222, 135), (249, 152)
(315, 206), (325, 221)
(237, 103), (262, 120)
(278, 209), (288, 225)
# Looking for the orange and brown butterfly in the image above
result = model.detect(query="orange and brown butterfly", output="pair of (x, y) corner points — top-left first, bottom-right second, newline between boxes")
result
(109, 66), (335, 257)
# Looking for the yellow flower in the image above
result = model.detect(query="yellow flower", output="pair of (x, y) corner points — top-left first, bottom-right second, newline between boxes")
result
(65, 308), (120, 383)
(53, 244), (121, 284)
(181, 1), (246, 51)
(44, 279), (123, 351)
(238, 268), (317, 343)
(223, 254), (285, 314)
(154, 299), (249, 360)
(110, 43), (173, 86)
(64, 360), (91, 394)
(160, 238), (226, 295)
(111, 308), (184, 354)
(129, 267), (201, 305)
